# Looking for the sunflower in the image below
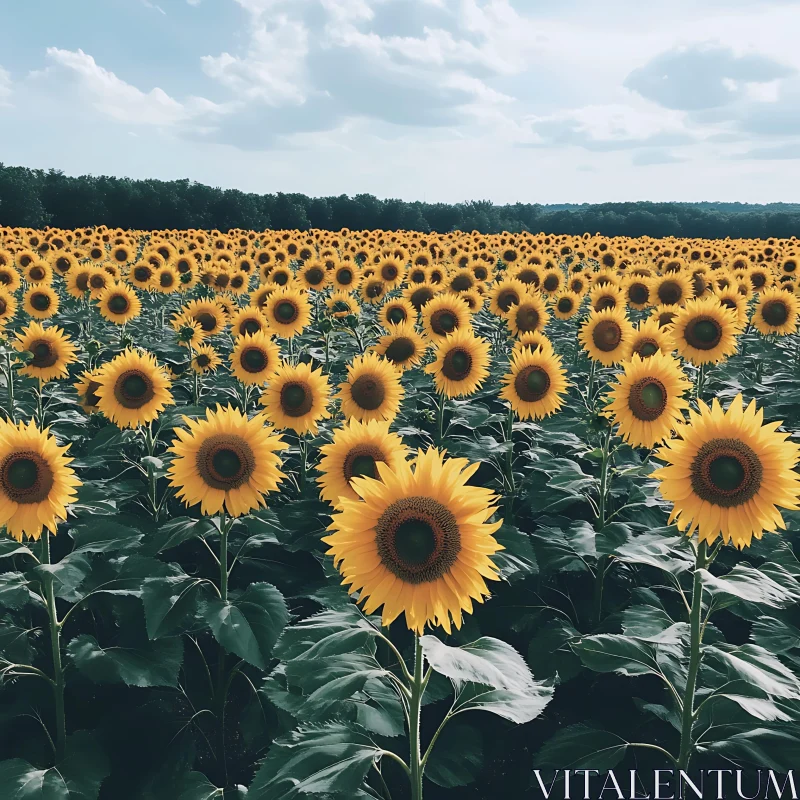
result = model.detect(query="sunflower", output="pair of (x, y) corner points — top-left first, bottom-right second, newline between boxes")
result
(507, 292), (550, 336)
(230, 331), (281, 386)
(263, 287), (311, 339)
(153, 264), (180, 294)
(23, 260), (53, 285)
(14, 323), (78, 383)
(23, 286), (59, 320)
(128, 262), (156, 290)
(0, 266), (21, 293)
(97, 282), (141, 325)
(403, 282), (438, 313)
(460, 289), (484, 313)
(650, 303), (682, 329)
(447, 268), (477, 294)
(605, 352), (691, 448)
(668, 297), (740, 366)
(553, 291), (581, 320)
(488, 278), (527, 317)
(337, 353), (404, 424)
(0, 289), (17, 327)
(191, 344), (221, 374)
(94, 349), (174, 429)
(511, 330), (551, 357)
(0, 419), (81, 541)
(539, 268), (564, 297)
(578, 307), (634, 366)
(168, 404), (287, 517)
(266, 265), (294, 288)
(651, 273), (692, 307)
(322, 447), (502, 634)
(326, 291), (359, 319)
(747, 266), (773, 293)
(183, 299), (228, 337)
(298, 260), (329, 292)
(259, 361), (331, 435)
(568, 275), (588, 296)
(500, 344), (568, 420)
(379, 298), (416, 329)
(629, 317), (672, 359)
(229, 307), (269, 338)
(421, 293), (471, 341)
(752, 287), (799, 336)
(652, 394), (800, 549)
(361, 278), (387, 305)
(318, 418), (410, 508)
(171, 312), (207, 349)
(87, 267), (111, 299)
(50, 253), (77, 276)
(712, 288), (748, 327)
(590, 284), (624, 313)
(377, 257), (405, 289)
(425, 329), (490, 398)
(75, 369), (103, 415)
(373, 323), (428, 372)
(332, 263), (362, 292)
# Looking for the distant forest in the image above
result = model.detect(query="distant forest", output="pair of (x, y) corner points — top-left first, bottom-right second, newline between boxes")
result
(1, 163), (798, 239)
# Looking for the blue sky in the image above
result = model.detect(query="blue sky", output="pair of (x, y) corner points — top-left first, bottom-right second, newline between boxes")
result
(1, 0), (800, 203)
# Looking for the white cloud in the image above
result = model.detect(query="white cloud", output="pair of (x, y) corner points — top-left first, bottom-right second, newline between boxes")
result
(141, 0), (166, 14)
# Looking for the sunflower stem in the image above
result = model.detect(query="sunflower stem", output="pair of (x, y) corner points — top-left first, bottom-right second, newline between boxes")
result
(189, 346), (200, 406)
(298, 433), (308, 494)
(435, 393), (446, 447)
(35, 381), (45, 427)
(42, 533), (66, 762)
(695, 363), (706, 402)
(504, 404), (515, 522)
(408, 634), (425, 800)
(677, 540), (708, 770)
(5, 351), (15, 423)
(586, 357), (597, 409)
(593, 424), (613, 627)
(143, 423), (159, 520)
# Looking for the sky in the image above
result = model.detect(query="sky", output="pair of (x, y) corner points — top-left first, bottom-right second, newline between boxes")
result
(1, 0), (800, 204)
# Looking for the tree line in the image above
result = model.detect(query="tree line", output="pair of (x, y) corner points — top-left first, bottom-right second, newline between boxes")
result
(1, 163), (798, 239)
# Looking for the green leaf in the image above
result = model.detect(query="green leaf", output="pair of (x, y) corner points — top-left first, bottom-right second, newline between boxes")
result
(67, 633), (183, 688)
(534, 724), (627, 771)
(248, 723), (381, 800)
(142, 575), (209, 639)
(571, 634), (660, 677)
(0, 571), (34, 609)
(0, 730), (110, 799)
(697, 727), (800, 772)
(201, 582), (287, 670)
(421, 636), (537, 692)
(0, 538), (35, 560)
(148, 517), (218, 554)
(493, 524), (538, 582)
(452, 682), (553, 724)
(527, 619), (581, 682)
(69, 516), (143, 554)
(35, 553), (92, 601)
(355, 678), (405, 738)
(613, 531), (694, 575)
(275, 608), (378, 662)
(425, 721), (482, 788)
(698, 565), (797, 609)
(704, 644), (800, 700)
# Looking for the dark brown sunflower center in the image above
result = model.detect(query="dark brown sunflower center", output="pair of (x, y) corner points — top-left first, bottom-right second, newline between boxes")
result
(280, 382), (312, 416)
(0, 451), (54, 504)
(557, 297), (573, 313)
(515, 306), (540, 332)
(497, 289), (519, 312)
(634, 338), (659, 358)
(30, 292), (51, 311)
(384, 337), (415, 364)
(84, 380), (102, 407)
(376, 496), (461, 583)
(29, 267), (46, 281)
(690, 438), (763, 507)
(337, 268), (353, 285)
(381, 265), (398, 281)
(543, 275), (559, 292)
(628, 283), (648, 305)
(0, 298), (7, 315)
(241, 346), (268, 373)
(56, 257), (71, 272)
(761, 299), (789, 327)
(595, 295), (617, 311)
(366, 281), (383, 298)
(784, 261), (797, 273)
(720, 298), (737, 311)
(431, 309), (457, 335)
(657, 311), (676, 328)
(751, 272), (767, 289)
(410, 288), (434, 311)
(441, 348), (472, 381)
(592, 319), (622, 352)
(134, 267), (151, 283)
(177, 260), (192, 274)
(387, 306), (407, 325)
(410, 269), (426, 284)
(196, 434), (255, 490)
(628, 377), (667, 421)
(658, 281), (682, 305)
(196, 354), (211, 368)
(30, 340), (58, 368)
(89, 274), (106, 289)
(343, 444), (385, 482)
(160, 272), (175, 287)
(473, 267), (488, 281)
(241, 319), (261, 336)
(451, 274), (473, 291)
(350, 375), (386, 411)
(273, 271), (289, 285)
(108, 294), (130, 314)
(514, 365), (550, 402)
(306, 268), (324, 285)
(113, 370), (155, 409)
(76, 273), (90, 291)
(195, 312), (217, 332)
(684, 316), (722, 350)
(517, 269), (538, 286)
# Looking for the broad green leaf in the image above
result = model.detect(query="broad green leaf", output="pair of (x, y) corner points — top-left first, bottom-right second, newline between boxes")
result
(147, 517), (218, 554)
(248, 723), (381, 800)
(527, 619), (581, 682)
(0, 572), (34, 609)
(697, 727), (800, 772)
(534, 724), (628, 771)
(69, 516), (143, 554)
(142, 575), (209, 639)
(425, 721), (482, 788)
(492, 524), (538, 582)
(67, 633), (183, 688)
(0, 730), (110, 799)
(355, 678), (405, 738)
(201, 582), (287, 670)
(420, 636), (537, 693)
(704, 644), (800, 700)
(571, 634), (660, 677)
(713, 694), (792, 722)
(698, 565), (797, 608)
(0, 539), (35, 560)
(275, 608), (378, 662)
(35, 553), (91, 601)
(452, 681), (553, 724)
(614, 531), (694, 575)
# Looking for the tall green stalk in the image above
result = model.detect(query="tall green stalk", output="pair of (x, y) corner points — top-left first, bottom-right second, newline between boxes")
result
(678, 540), (708, 769)
(408, 635), (425, 800)
(5, 351), (14, 422)
(42, 534), (66, 761)
(435, 393), (446, 447)
(504, 404), (515, 522)
(593, 424), (613, 627)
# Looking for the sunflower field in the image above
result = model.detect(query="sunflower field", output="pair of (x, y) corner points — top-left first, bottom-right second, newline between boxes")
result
(0, 226), (800, 799)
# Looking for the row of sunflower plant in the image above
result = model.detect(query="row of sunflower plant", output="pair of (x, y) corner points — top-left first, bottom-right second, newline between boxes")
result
(0, 225), (799, 799)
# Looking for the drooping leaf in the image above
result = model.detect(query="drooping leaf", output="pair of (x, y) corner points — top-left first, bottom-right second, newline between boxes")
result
(704, 644), (800, 700)
(142, 575), (210, 639)
(698, 565), (797, 609)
